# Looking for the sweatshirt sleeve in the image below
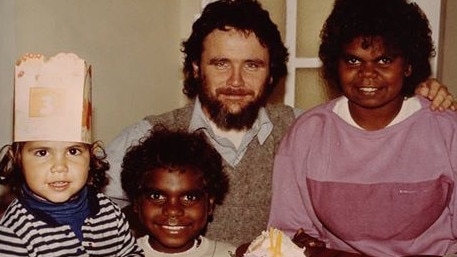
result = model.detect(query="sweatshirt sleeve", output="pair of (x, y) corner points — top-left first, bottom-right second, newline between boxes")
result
(267, 113), (323, 239)
(436, 111), (457, 248)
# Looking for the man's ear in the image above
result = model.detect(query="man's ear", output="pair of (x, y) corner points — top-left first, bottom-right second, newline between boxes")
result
(192, 62), (199, 78)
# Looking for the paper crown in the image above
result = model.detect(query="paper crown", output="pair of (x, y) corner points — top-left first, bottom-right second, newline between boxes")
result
(14, 53), (92, 143)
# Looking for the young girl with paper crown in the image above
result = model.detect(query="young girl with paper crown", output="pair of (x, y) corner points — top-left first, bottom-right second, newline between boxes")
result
(0, 53), (143, 256)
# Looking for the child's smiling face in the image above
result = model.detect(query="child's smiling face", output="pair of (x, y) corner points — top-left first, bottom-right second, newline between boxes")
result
(135, 166), (215, 253)
(21, 141), (90, 203)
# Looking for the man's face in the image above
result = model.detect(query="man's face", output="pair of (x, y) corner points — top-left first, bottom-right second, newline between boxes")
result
(193, 28), (271, 131)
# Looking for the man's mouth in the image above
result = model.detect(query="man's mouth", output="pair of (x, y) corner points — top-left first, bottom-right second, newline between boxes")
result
(217, 88), (253, 97)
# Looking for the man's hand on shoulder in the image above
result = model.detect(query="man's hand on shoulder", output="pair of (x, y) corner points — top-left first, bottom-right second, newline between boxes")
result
(416, 78), (456, 112)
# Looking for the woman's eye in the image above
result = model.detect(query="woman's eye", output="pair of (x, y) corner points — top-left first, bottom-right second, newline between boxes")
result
(185, 195), (198, 201)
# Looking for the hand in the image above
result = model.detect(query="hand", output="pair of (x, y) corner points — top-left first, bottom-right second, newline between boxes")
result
(293, 229), (371, 257)
(292, 228), (325, 249)
(235, 242), (250, 257)
(415, 78), (456, 111)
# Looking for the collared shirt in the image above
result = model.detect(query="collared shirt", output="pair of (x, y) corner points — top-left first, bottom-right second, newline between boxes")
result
(333, 96), (421, 129)
(188, 98), (273, 167)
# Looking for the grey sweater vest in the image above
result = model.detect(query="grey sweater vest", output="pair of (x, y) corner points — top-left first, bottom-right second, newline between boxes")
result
(144, 103), (295, 246)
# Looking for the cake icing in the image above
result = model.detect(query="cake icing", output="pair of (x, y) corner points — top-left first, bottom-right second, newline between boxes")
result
(243, 228), (306, 257)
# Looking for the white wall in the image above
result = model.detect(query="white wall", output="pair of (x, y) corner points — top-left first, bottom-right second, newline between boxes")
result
(0, 0), (16, 147)
(0, 0), (200, 146)
(442, 0), (457, 95)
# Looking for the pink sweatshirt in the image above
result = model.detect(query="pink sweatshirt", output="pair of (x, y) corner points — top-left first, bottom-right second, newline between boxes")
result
(269, 97), (457, 256)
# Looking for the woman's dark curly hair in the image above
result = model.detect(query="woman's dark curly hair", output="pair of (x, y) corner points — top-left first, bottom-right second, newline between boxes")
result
(319, 0), (435, 98)
(0, 141), (109, 196)
(121, 125), (229, 206)
(182, 0), (288, 100)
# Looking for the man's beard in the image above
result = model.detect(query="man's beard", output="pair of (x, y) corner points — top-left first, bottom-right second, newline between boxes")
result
(199, 85), (268, 131)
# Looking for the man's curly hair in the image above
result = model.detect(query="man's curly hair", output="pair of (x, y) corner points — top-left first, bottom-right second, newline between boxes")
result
(121, 126), (229, 206)
(181, 0), (289, 100)
(0, 141), (109, 196)
(319, 0), (435, 98)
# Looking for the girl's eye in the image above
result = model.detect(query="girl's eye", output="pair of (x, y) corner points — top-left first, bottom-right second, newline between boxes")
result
(34, 150), (48, 157)
(68, 148), (81, 155)
(149, 192), (165, 201)
(378, 57), (393, 65)
(346, 57), (360, 65)
(181, 193), (202, 205)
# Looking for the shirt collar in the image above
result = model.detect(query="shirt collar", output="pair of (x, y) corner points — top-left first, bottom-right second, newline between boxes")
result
(189, 97), (273, 145)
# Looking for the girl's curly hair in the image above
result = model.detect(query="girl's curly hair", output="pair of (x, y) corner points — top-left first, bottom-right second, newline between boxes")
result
(319, 0), (435, 98)
(121, 125), (229, 206)
(0, 141), (109, 196)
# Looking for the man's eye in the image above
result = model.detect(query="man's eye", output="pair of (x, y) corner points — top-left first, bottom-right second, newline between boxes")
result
(245, 62), (259, 70)
(214, 61), (228, 69)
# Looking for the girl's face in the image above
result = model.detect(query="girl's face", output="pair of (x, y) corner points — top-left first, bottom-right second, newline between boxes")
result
(135, 167), (214, 253)
(21, 141), (90, 203)
(338, 36), (411, 119)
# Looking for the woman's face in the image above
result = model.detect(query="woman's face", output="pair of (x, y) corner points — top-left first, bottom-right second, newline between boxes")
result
(135, 167), (214, 253)
(338, 36), (411, 120)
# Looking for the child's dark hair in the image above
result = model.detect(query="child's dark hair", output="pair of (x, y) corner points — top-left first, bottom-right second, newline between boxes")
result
(0, 141), (109, 196)
(319, 0), (434, 98)
(121, 125), (229, 205)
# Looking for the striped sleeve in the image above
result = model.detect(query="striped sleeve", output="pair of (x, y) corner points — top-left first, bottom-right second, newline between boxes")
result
(82, 194), (144, 256)
(0, 201), (31, 256)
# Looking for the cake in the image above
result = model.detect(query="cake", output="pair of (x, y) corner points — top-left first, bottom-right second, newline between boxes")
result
(243, 228), (306, 257)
